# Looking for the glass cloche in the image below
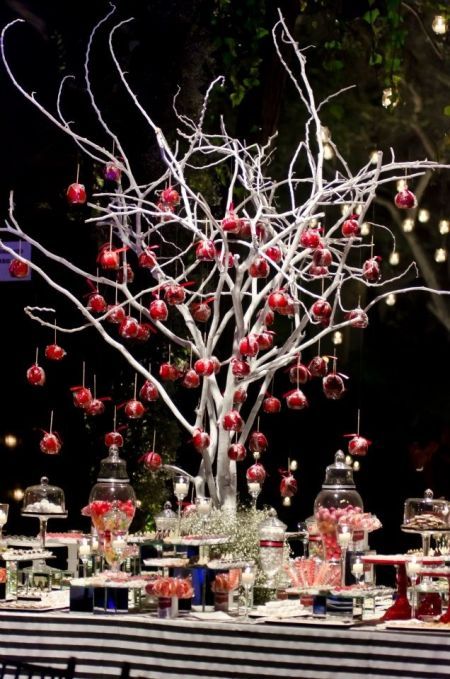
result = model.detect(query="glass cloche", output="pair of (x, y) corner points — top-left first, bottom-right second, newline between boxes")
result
(314, 451), (363, 560)
(155, 502), (178, 538)
(88, 445), (137, 539)
(22, 476), (67, 516)
(21, 476), (67, 548)
(403, 489), (450, 532)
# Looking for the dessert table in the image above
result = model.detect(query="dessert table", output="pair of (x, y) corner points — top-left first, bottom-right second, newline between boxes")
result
(1, 610), (450, 679)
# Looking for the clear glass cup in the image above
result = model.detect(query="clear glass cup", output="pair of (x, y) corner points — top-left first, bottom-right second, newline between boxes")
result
(351, 556), (364, 586)
(247, 481), (261, 510)
(195, 496), (212, 535)
(240, 565), (256, 621)
(173, 475), (190, 537)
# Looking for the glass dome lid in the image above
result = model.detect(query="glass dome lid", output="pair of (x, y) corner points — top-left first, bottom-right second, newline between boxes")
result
(22, 476), (66, 515)
(97, 445), (129, 482)
(321, 450), (356, 489)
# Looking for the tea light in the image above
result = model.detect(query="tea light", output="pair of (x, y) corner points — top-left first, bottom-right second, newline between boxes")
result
(241, 567), (255, 587)
(174, 482), (189, 496)
(78, 539), (91, 558)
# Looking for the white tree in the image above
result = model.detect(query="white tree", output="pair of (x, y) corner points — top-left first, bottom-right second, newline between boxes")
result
(1, 8), (449, 509)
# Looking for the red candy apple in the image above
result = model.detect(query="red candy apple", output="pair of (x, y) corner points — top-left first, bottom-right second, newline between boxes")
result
(192, 428), (210, 452)
(246, 462), (266, 483)
(394, 188), (417, 209)
(222, 410), (244, 432)
(341, 214), (360, 237)
(249, 431), (268, 453)
(140, 451), (163, 471)
(9, 259), (29, 278)
(66, 182), (87, 205)
(285, 388), (308, 410)
(263, 395), (281, 414)
(228, 443), (246, 461)
(182, 369), (200, 389)
(40, 431), (62, 455)
(72, 386), (93, 408)
(104, 431), (124, 447)
(124, 399), (145, 419)
(139, 380), (159, 401)
(44, 344), (66, 361)
(27, 364), (46, 386)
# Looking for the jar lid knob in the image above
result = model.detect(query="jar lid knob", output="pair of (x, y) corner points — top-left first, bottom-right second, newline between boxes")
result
(267, 507), (277, 518)
(424, 488), (434, 500)
(334, 450), (345, 465)
(40, 476), (49, 486)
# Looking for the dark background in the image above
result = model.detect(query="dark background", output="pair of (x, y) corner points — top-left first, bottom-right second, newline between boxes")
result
(0, 1), (449, 555)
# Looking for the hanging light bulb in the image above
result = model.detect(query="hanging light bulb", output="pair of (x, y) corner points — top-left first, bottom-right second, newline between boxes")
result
(309, 218), (319, 227)
(323, 143), (334, 160)
(439, 219), (449, 235)
(12, 488), (24, 501)
(396, 179), (407, 191)
(369, 150), (379, 164)
(418, 209), (430, 223)
(354, 205), (363, 215)
(283, 496), (291, 507)
(353, 461), (360, 472)
(3, 433), (18, 448)
(321, 126), (331, 143)
(435, 248), (448, 263)
(340, 204), (350, 216)
(360, 222), (371, 236)
(389, 251), (400, 266)
(386, 293), (396, 306)
(345, 455), (352, 466)
(290, 460), (298, 471)
(332, 331), (343, 345)
(432, 15), (447, 35)
(402, 218), (415, 233)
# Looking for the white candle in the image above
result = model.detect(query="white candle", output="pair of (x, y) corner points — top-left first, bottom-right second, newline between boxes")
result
(197, 500), (211, 516)
(174, 482), (188, 496)
(79, 539), (91, 557)
(352, 561), (364, 576)
(0, 511), (7, 527)
(248, 482), (260, 493)
(241, 568), (255, 587)
(338, 531), (351, 548)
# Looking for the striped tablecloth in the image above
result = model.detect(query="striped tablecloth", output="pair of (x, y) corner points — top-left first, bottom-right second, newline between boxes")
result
(1, 611), (450, 679)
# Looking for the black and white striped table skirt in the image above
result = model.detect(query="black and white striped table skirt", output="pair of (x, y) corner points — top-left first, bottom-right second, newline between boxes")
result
(1, 612), (450, 678)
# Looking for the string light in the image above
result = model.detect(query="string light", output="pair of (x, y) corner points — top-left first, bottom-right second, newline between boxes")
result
(418, 209), (430, 223)
(282, 496), (291, 507)
(289, 460), (298, 471)
(386, 293), (396, 306)
(381, 87), (398, 108)
(439, 219), (450, 235)
(360, 222), (371, 236)
(345, 455), (352, 466)
(353, 461), (360, 472)
(12, 488), (24, 501)
(432, 15), (447, 35)
(389, 251), (400, 266)
(309, 218), (319, 227)
(396, 179), (407, 191)
(323, 143), (334, 160)
(340, 204), (350, 216)
(369, 150), (379, 164)
(332, 331), (343, 345)
(321, 126), (331, 143)
(435, 248), (448, 263)
(3, 434), (18, 448)
(354, 205), (363, 215)
(402, 218), (415, 233)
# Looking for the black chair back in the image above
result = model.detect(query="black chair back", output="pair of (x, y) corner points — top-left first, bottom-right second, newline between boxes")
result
(0, 658), (76, 679)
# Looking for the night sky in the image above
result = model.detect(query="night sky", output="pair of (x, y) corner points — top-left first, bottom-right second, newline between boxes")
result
(0, 1), (449, 554)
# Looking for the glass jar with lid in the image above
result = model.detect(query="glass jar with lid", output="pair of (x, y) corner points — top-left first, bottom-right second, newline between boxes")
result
(314, 451), (363, 560)
(259, 508), (286, 587)
(402, 489), (450, 555)
(88, 445), (137, 540)
(21, 476), (67, 548)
